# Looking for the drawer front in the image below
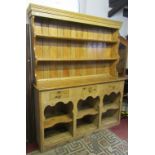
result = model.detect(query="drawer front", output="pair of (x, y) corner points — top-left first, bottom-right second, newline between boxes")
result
(103, 81), (124, 94)
(40, 89), (70, 108)
(49, 89), (69, 100)
(81, 85), (98, 97)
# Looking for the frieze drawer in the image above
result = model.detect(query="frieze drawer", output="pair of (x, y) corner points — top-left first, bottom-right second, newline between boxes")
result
(48, 89), (69, 100)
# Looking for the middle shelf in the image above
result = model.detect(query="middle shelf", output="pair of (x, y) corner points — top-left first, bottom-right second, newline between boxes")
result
(77, 109), (98, 119)
(44, 115), (72, 129)
(35, 34), (118, 43)
(102, 104), (119, 113)
(36, 57), (118, 62)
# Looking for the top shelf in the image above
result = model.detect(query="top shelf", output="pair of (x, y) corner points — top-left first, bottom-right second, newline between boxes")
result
(35, 34), (118, 43)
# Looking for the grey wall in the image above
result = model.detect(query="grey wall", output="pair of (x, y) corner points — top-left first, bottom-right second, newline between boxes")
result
(79, 0), (128, 38)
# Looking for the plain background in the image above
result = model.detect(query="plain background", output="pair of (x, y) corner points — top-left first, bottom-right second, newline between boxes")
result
(0, 0), (155, 155)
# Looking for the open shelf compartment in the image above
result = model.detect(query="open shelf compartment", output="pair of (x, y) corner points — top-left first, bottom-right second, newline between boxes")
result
(102, 92), (121, 112)
(44, 122), (72, 143)
(76, 114), (98, 135)
(102, 109), (119, 127)
(44, 102), (73, 128)
(77, 96), (99, 119)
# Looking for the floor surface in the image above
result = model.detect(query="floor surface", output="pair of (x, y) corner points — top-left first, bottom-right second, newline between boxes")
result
(110, 117), (128, 141)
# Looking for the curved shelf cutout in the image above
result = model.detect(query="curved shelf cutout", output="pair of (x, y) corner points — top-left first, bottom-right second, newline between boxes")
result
(103, 92), (121, 105)
(44, 101), (73, 119)
(77, 96), (99, 118)
(78, 96), (99, 110)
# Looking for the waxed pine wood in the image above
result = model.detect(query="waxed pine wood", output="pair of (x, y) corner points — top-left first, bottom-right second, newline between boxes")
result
(27, 3), (125, 152)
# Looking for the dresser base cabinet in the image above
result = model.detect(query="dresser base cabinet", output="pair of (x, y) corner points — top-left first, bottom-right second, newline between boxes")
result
(34, 80), (124, 152)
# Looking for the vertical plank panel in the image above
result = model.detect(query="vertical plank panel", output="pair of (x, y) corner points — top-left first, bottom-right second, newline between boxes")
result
(96, 42), (103, 59)
(83, 25), (87, 40)
(57, 21), (64, 78)
(70, 41), (76, 60)
(102, 28), (105, 41)
(56, 62), (63, 78)
(87, 26), (92, 40)
(70, 41), (76, 77)
(96, 62), (101, 74)
(70, 23), (77, 76)
(87, 42), (90, 59)
(75, 62), (81, 76)
(63, 62), (70, 77)
(63, 40), (71, 77)
(42, 40), (49, 58)
(93, 28), (98, 40)
(35, 39), (43, 59)
(86, 61), (92, 75)
(42, 19), (49, 79)
(57, 21), (64, 37)
(63, 40), (70, 59)
(49, 20), (57, 37)
(98, 28), (103, 41)
(36, 39), (43, 79)
(50, 61), (58, 78)
(92, 42), (97, 59)
(75, 41), (82, 76)
(49, 40), (57, 59)
(79, 24), (83, 39)
(75, 41), (80, 59)
(35, 19), (42, 35)
(42, 20), (48, 35)
(76, 24), (82, 39)
(71, 23), (76, 39)
(103, 44), (112, 58)
(64, 22), (71, 38)
(80, 62), (86, 76)
(96, 62), (104, 75)
(57, 40), (63, 60)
